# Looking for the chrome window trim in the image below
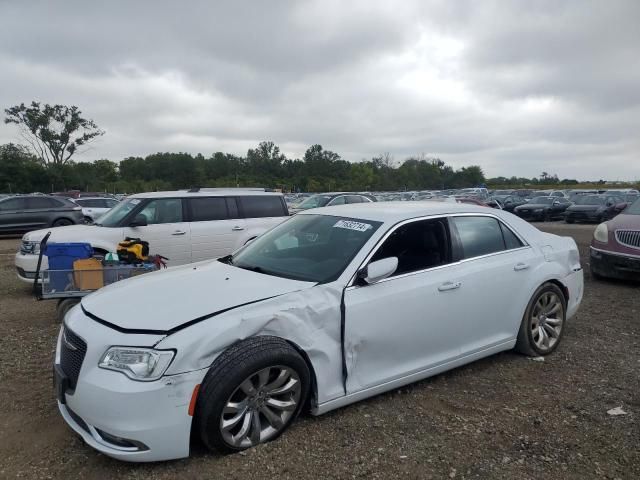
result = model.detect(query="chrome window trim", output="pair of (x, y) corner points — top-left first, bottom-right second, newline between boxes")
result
(347, 212), (531, 288)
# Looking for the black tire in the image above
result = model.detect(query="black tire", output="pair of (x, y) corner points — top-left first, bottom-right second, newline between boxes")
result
(52, 218), (73, 227)
(83, 216), (94, 224)
(515, 283), (567, 357)
(195, 336), (310, 454)
(565, 218), (574, 224)
(56, 298), (80, 322)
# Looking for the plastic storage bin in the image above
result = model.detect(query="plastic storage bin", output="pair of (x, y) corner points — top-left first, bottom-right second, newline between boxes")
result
(45, 243), (93, 292)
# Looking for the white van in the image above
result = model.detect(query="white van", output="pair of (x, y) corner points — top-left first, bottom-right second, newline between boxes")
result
(15, 189), (289, 282)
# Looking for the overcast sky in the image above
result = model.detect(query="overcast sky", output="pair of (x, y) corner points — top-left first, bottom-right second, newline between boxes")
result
(1, 0), (638, 180)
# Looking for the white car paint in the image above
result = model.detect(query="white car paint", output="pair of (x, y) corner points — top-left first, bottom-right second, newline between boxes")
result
(15, 190), (288, 282)
(55, 202), (583, 461)
(72, 197), (119, 223)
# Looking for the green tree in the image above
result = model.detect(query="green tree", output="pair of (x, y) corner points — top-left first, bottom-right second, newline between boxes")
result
(4, 102), (104, 166)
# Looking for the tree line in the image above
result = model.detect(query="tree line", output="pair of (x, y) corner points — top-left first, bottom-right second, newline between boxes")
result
(0, 141), (488, 193)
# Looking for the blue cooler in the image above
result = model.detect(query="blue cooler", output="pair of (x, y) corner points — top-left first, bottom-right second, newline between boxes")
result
(45, 243), (93, 291)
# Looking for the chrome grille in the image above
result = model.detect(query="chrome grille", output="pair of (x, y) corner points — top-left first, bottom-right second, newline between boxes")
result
(615, 230), (640, 249)
(60, 327), (87, 390)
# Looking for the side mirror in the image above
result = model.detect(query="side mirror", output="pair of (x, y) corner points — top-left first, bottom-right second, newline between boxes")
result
(129, 214), (148, 227)
(359, 257), (398, 284)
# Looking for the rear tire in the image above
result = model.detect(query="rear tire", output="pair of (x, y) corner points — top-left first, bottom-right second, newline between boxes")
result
(565, 218), (574, 224)
(515, 283), (566, 357)
(196, 336), (310, 454)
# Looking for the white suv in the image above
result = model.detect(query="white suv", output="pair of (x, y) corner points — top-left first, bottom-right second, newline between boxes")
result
(15, 189), (289, 282)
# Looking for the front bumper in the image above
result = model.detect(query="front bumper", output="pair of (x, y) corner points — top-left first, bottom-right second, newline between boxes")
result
(515, 210), (546, 221)
(564, 211), (600, 223)
(54, 313), (208, 462)
(15, 252), (44, 283)
(590, 247), (640, 280)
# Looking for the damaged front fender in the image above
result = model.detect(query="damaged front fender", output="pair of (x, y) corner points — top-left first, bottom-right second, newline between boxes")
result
(157, 284), (346, 406)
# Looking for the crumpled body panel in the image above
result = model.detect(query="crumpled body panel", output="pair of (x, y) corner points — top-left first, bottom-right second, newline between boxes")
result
(159, 284), (346, 406)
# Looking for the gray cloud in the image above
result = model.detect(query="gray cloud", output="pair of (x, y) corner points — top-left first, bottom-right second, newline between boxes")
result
(0, 0), (638, 180)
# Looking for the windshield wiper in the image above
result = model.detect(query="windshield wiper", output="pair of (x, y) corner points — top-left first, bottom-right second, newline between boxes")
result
(218, 254), (234, 265)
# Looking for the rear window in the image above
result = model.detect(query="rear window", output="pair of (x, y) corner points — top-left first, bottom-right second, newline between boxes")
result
(240, 196), (286, 218)
(190, 197), (229, 221)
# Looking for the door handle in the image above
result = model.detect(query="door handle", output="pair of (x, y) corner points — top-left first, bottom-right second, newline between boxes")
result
(172, 230), (186, 236)
(438, 281), (461, 292)
(231, 226), (245, 231)
(514, 262), (530, 271)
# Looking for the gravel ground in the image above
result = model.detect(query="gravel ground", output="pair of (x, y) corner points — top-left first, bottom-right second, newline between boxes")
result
(0, 223), (638, 479)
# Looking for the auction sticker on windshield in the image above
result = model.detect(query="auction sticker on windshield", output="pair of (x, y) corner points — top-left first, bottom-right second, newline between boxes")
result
(333, 220), (372, 232)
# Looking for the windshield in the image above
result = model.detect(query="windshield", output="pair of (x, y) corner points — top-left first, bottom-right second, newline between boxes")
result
(575, 196), (604, 206)
(96, 198), (141, 227)
(294, 195), (331, 210)
(228, 214), (382, 282)
(529, 197), (554, 205)
(625, 198), (640, 215)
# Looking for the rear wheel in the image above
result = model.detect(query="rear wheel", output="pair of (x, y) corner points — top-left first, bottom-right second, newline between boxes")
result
(515, 283), (566, 356)
(196, 336), (310, 454)
(565, 218), (574, 224)
(52, 218), (73, 227)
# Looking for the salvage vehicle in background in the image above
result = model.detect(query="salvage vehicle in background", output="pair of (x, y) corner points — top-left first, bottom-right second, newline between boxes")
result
(72, 197), (120, 224)
(15, 189), (288, 281)
(563, 194), (627, 224)
(288, 192), (376, 214)
(0, 195), (83, 234)
(514, 196), (571, 222)
(590, 198), (640, 280)
(491, 195), (527, 212)
(54, 202), (583, 461)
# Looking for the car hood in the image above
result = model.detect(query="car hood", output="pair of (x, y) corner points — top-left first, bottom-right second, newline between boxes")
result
(608, 212), (640, 229)
(567, 205), (601, 212)
(81, 260), (316, 332)
(516, 203), (549, 209)
(22, 224), (107, 242)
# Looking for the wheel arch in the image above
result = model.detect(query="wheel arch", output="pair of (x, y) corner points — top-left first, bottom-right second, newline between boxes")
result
(282, 338), (319, 411)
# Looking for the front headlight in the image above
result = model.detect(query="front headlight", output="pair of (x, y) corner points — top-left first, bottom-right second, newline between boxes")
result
(99, 347), (175, 381)
(594, 223), (609, 243)
(20, 240), (40, 255)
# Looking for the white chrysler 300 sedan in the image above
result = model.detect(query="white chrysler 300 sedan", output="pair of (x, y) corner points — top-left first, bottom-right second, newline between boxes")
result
(55, 202), (583, 462)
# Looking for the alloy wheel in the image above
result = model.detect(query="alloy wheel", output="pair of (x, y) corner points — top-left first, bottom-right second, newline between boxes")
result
(220, 366), (302, 448)
(530, 291), (564, 351)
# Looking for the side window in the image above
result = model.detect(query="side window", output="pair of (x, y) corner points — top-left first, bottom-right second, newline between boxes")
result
(138, 199), (183, 224)
(189, 197), (228, 222)
(27, 197), (58, 209)
(240, 196), (286, 218)
(371, 218), (451, 276)
(0, 198), (28, 210)
(346, 195), (362, 204)
(452, 216), (511, 259)
(105, 199), (119, 208)
(327, 196), (346, 206)
(226, 198), (240, 219)
(500, 222), (524, 250)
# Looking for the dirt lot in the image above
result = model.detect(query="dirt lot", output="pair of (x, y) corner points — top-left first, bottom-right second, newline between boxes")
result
(0, 223), (638, 479)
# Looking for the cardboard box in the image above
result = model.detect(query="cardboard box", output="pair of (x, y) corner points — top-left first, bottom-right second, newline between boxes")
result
(73, 258), (104, 290)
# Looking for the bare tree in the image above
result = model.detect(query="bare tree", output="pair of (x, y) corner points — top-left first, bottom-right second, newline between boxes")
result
(4, 102), (104, 166)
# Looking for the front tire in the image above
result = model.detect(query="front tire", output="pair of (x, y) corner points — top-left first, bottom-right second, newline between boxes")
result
(52, 218), (73, 227)
(515, 283), (566, 356)
(195, 336), (310, 454)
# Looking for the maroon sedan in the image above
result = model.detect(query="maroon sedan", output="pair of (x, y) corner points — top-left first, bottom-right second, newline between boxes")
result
(590, 199), (640, 280)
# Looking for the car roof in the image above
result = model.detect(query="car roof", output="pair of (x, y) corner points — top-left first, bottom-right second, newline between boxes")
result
(300, 201), (498, 224)
(129, 190), (283, 199)
(74, 197), (117, 201)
